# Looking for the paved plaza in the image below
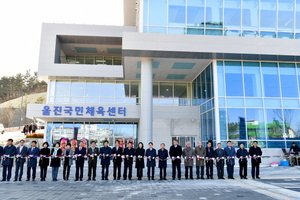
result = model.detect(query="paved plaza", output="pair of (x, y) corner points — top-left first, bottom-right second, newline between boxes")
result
(0, 164), (299, 200)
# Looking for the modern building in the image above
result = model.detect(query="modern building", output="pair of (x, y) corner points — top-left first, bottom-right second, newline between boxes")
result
(27, 0), (300, 156)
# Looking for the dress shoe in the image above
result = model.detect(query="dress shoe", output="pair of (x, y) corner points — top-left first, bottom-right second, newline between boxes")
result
(252, 177), (255, 179)
(1, 179), (6, 182)
(164, 178), (167, 180)
(191, 178), (194, 180)
(7, 179), (10, 182)
(148, 178), (150, 180)
(80, 178), (82, 181)
(101, 178), (104, 180)
(221, 177), (225, 179)
(159, 178), (163, 180)
(178, 178), (181, 180)
(19, 178), (22, 181)
(32, 178), (35, 181)
(117, 178), (120, 180)
(92, 179), (96, 181)
(210, 177), (213, 179)
(26, 179), (30, 181)
(201, 177), (205, 180)
(14, 179), (18, 182)
(256, 177), (261, 179)
(105, 178), (109, 180)
(129, 178), (132, 180)
(75, 179), (79, 181)
(172, 178), (175, 180)
(87, 178), (91, 181)
(152, 177), (154, 180)
(231, 177), (235, 179)
(244, 177), (248, 179)
(53, 179), (55, 181)
(123, 178), (127, 180)
(240, 177), (244, 179)
(114, 178), (116, 180)
(197, 177), (200, 179)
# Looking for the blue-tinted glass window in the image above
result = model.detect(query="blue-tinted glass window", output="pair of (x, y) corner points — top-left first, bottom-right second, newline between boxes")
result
(55, 81), (70, 96)
(143, 0), (148, 26)
(242, 0), (259, 30)
(279, 63), (298, 97)
(265, 109), (284, 139)
(227, 108), (246, 140)
(268, 141), (285, 148)
(282, 99), (299, 108)
(100, 82), (115, 97)
(217, 61), (225, 96)
(297, 0), (300, 31)
(187, 0), (204, 27)
(168, 0), (186, 27)
(225, 61), (243, 96)
(278, 32), (294, 39)
(260, 0), (276, 31)
(219, 108), (227, 140)
(168, 27), (186, 34)
(224, 0), (241, 29)
(71, 81), (85, 97)
(86, 82), (100, 97)
(243, 62), (262, 97)
(226, 98), (244, 107)
(284, 109), (300, 140)
(206, 29), (223, 35)
(187, 28), (204, 35)
(224, 30), (240, 36)
(149, 0), (167, 26)
(246, 109), (266, 140)
(206, 65), (213, 99)
(201, 69), (206, 101)
(149, 27), (167, 33)
(206, 0), (223, 28)
(278, 0), (294, 31)
(261, 62), (280, 97)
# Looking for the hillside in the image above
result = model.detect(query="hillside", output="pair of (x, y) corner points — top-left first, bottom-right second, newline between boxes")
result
(0, 92), (47, 108)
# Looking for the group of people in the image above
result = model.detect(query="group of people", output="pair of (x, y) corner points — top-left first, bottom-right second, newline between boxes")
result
(0, 138), (263, 182)
(22, 123), (37, 135)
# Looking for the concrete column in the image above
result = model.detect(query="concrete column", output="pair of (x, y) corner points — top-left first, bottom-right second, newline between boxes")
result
(140, 58), (153, 144)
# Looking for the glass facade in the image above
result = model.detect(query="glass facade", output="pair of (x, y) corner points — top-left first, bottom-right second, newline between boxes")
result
(143, 0), (300, 39)
(193, 63), (216, 145)
(48, 80), (192, 106)
(47, 122), (137, 147)
(217, 61), (300, 148)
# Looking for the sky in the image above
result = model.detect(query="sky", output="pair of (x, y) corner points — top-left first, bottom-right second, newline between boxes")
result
(0, 0), (123, 77)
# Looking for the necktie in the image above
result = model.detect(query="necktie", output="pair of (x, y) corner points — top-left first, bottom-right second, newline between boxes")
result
(208, 148), (210, 153)
(80, 147), (82, 151)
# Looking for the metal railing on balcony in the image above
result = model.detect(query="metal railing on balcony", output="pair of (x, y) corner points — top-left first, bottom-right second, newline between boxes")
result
(59, 56), (122, 65)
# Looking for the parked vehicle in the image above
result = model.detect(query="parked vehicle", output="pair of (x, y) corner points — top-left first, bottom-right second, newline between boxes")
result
(0, 124), (4, 134)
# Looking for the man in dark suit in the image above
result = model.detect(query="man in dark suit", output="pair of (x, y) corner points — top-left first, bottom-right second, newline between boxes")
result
(87, 141), (99, 181)
(14, 139), (28, 181)
(169, 140), (182, 180)
(0, 145), (3, 165)
(75, 141), (86, 181)
(224, 141), (236, 179)
(214, 142), (225, 179)
(236, 143), (249, 179)
(112, 140), (123, 180)
(123, 142), (134, 180)
(206, 141), (214, 179)
(26, 140), (40, 181)
(249, 141), (262, 179)
(2, 139), (17, 181)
